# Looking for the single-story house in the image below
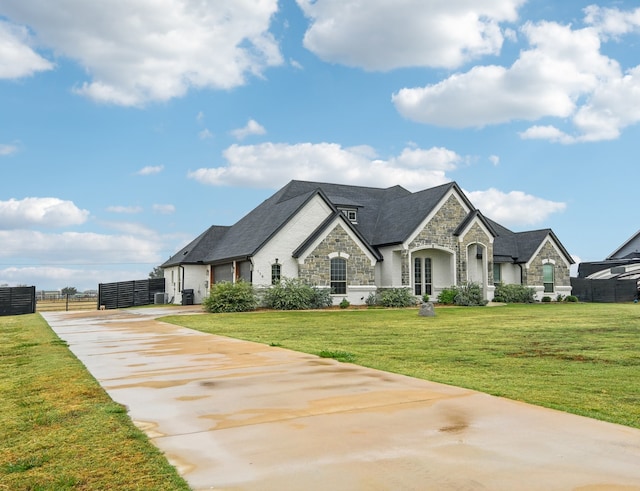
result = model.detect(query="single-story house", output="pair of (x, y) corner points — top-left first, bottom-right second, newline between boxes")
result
(161, 180), (573, 305)
(573, 229), (640, 302)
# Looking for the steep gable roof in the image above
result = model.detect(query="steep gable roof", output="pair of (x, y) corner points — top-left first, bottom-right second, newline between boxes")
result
(371, 182), (460, 246)
(607, 229), (640, 260)
(487, 218), (573, 265)
(292, 209), (383, 261)
(453, 210), (498, 239)
(161, 225), (230, 267)
(203, 185), (323, 263)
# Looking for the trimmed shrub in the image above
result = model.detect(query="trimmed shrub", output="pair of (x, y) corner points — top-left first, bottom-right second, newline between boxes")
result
(541, 296), (552, 302)
(378, 288), (415, 308)
(493, 283), (536, 303)
(437, 287), (458, 305)
(453, 282), (488, 306)
(365, 292), (378, 307)
(264, 277), (333, 310)
(339, 298), (350, 309)
(564, 295), (579, 303)
(202, 281), (257, 313)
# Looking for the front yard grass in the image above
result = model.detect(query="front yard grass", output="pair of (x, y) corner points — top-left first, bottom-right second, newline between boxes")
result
(0, 313), (190, 491)
(163, 302), (640, 429)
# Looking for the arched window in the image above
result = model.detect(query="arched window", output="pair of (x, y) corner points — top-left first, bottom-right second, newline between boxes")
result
(543, 263), (554, 293)
(271, 263), (281, 285)
(330, 257), (347, 294)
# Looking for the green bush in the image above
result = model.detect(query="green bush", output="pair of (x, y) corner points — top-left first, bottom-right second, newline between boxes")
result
(453, 282), (488, 306)
(541, 296), (552, 302)
(493, 283), (536, 303)
(264, 277), (333, 310)
(564, 295), (579, 302)
(339, 298), (350, 309)
(365, 292), (378, 306)
(378, 288), (415, 308)
(437, 287), (458, 305)
(202, 281), (257, 313)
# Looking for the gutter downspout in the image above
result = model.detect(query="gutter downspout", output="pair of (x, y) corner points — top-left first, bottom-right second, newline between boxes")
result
(179, 265), (185, 303)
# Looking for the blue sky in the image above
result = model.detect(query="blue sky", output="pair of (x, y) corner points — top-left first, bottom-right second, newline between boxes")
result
(1, 0), (639, 291)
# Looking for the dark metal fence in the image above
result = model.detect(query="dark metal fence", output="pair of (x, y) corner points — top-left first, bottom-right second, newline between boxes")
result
(570, 278), (638, 303)
(98, 278), (165, 310)
(0, 286), (36, 316)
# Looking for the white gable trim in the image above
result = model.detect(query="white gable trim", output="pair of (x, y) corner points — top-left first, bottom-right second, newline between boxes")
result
(456, 217), (495, 245)
(525, 235), (572, 269)
(404, 187), (472, 248)
(297, 218), (377, 266)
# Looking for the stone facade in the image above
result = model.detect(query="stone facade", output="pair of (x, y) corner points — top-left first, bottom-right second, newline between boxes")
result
(299, 224), (375, 287)
(403, 194), (468, 286)
(527, 240), (571, 288)
(460, 222), (494, 284)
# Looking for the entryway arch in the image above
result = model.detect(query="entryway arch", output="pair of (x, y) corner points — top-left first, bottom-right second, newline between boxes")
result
(410, 246), (455, 299)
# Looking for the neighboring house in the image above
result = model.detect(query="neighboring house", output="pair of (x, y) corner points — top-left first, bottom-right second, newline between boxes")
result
(161, 180), (573, 305)
(573, 229), (640, 302)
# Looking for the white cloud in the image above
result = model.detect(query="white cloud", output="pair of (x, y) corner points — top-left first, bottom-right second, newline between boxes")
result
(0, 197), (89, 229)
(393, 10), (640, 143)
(103, 221), (158, 237)
(0, 229), (162, 264)
(188, 142), (462, 191)
(0, 143), (18, 156)
(393, 21), (618, 127)
(519, 125), (576, 144)
(231, 119), (267, 140)
(136, 165), (163, 176)
(106, 205), (143, 214)
(0, 20), (53, 78)
(467, 188), (566, 226)
(152, 204), (175, 214)
(296, 0), (524, 70)
(0, 0), (282, 106)
(489, 155), (500, 166)
(198, 129), (213, 140)
(583, 5), (640, 38)
(0, 265), (150, 291)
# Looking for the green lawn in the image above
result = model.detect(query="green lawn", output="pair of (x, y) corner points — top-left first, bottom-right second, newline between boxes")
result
(0, 313), (191, 491)
(163, 302), (640, 429)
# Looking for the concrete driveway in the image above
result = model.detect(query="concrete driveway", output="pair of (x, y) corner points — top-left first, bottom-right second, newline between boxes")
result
(41, 307), (640, 491)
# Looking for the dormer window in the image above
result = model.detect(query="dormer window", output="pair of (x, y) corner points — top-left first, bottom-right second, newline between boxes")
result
(341, 209), (357, 223)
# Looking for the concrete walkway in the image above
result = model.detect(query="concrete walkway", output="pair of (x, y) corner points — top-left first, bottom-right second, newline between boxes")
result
(41, 307), (640, 491)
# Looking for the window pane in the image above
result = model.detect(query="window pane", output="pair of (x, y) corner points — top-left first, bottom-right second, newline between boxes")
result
(425, 258), (432, 295)
(331, 258), (347, 294)
(271, 264), (281, 285)
(414, 258), (422, 295)
(543, 264), (554, 292)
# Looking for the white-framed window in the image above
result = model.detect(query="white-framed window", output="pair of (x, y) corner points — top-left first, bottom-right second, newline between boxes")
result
(330, 257), (347, 294)
(413, 257), (432, 296)
(341, 209), (357, 223)
(543, 263), (555, 293)
(271, 263), (281, 285)
(493, 263), (501, 286)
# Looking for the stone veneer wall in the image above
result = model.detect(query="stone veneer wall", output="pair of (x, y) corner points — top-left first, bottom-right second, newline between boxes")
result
(403, 195), (468, 286)
(460, 222), (494, 284)
(526, 240), (571, 288)
(299, 224), (375, 287)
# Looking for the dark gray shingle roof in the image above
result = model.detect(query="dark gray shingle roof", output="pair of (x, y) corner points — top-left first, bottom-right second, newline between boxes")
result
(161, 225), (230, 267)
(163, 180), (572, 267)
